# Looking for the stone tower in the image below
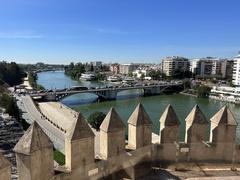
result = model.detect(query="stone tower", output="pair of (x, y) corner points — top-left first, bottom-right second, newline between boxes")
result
(100, 107), (126, 159)
(128, 103), (152, 150)
(185, 105), (209, 143)
(0, 152), (11, 180)
(65, 113), (95, 170)
(210, 106), (237, 143)
(158, 104), (180, 161)
(14, 121), (54, 180)
(210, 106), (237, 161)
(184, 105), (209, 161)
(160, 104), (180, 144)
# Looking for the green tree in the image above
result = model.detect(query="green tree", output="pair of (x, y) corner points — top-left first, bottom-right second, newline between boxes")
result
(128, 72), (133, 77)
(172, 69), (192, 79)
(64, 62), (86, 80)
(0, 93), (20, 119)
(148, 70), (161, 80)
(0, 61), (24, 86)
(95, 72), (106, 81)
(196, 85), (211, 98)
(28, 72), (45, 90)
(87, 111), (106, 131)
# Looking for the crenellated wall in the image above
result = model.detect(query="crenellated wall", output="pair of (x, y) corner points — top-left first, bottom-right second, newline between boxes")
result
(1, 103), (239, 180)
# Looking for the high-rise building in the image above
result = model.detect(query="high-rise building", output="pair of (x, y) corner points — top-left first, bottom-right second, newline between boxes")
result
(162, 56), (189, 76)
(232, 54), (240, 86)
(221, 59), (234, 79)
(189, 59), (199, 74)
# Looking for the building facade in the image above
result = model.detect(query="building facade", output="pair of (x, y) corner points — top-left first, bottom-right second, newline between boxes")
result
(233, 54), (240, 86)
(119, 64), (139, 75)
(132, 68), (151, 78)
(110, 63), (120, 74)
(190, 57), (233, 79)
(162, 56), (189, 76)
(90, 61), (102, 68)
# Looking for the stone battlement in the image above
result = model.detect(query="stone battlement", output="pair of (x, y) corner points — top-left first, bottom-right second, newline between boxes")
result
(1, 103), (240, 180)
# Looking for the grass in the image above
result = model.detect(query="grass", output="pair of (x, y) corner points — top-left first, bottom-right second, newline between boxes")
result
(54, 149), (65, 166)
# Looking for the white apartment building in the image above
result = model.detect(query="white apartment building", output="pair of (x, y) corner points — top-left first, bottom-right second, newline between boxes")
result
(119, 64), (138, 75)
(162, 56), (189, 76)
(190, 60), (199, 74)
(232, 54), (240, 86)
(132, 69), (151, 78)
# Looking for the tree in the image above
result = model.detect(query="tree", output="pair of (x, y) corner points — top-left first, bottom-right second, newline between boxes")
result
(64, 62), (86, 80)
(0, 93), (20, 119)
(172, 69), (192, 79)
(128, 72), (133, 77)
(196, 85), (211, 98)
(0, 61), (24, 86)
(140, 73), (145, 80)
(96, 72), (106, 81)
(148, 70), (161, 80)
(87, 111), (106, 131)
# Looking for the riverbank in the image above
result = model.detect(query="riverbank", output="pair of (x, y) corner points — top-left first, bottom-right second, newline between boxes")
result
(180, 91), (198, 97)
(22, 77), (33, 90)
(28, 72), (44, 90)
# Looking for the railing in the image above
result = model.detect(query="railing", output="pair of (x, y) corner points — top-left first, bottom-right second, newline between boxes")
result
(29, 83), (183, 97)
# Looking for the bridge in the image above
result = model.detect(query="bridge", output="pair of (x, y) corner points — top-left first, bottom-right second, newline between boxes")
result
(30, 83), (183, 101)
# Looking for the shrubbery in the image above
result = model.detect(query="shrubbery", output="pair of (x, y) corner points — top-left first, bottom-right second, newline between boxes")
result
(87, 111), (106, 131)
(196, 85), (211, 98)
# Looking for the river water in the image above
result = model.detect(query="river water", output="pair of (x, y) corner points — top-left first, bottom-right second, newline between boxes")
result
(37, 71), (240, 141)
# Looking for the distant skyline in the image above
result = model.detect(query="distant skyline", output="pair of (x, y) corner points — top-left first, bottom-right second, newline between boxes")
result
(0, 0), (240, 64)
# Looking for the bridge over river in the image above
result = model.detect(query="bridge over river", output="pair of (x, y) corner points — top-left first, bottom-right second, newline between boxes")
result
(30, 82), (183, 101)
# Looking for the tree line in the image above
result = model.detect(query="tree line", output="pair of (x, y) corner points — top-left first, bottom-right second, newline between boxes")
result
(0, 61), (25, 86)
(0, 61), (24, 119)
(64, 62), (108, 80)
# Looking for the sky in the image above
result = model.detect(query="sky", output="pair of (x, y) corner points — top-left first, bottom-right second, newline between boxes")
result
(0, 0), (240, 64)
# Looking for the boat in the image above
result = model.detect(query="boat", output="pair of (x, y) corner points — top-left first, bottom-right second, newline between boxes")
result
(107, 76), (121, 82)
(79, 72), (96, 81)
(209, 86), (240, 104)
(122, 77), (135, 84)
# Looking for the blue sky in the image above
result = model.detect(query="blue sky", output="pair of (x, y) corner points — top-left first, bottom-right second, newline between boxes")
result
(0, 0), (239, 64)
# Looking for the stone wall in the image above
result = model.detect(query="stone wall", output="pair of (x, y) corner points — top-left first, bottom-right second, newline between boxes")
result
(1, 103), (240, 179)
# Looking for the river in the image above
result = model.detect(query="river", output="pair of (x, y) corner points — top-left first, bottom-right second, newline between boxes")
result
(37, 71), (240, 141)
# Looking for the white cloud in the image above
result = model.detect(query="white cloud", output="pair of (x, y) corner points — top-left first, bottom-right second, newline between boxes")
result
(0, 31), (44, 39)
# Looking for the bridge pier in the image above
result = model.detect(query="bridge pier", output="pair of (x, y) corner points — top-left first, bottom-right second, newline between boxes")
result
(143, 87), (161, 96)
(44, 93), (57, 101)
(97, 90), (118, 102)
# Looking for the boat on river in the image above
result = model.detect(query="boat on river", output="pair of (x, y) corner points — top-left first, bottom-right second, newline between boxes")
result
(79, 72), (96, 81)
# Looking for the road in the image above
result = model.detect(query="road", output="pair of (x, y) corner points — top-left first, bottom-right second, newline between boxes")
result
(16, 95), (65, 153)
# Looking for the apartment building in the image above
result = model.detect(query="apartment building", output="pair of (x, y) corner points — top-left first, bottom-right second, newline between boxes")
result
(110, 63), (120, 74)
(119, 64), (139, 75)
(233, 54), (240, 86)
(190, 57), (233, 79)
(162, 56), (189, 76)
